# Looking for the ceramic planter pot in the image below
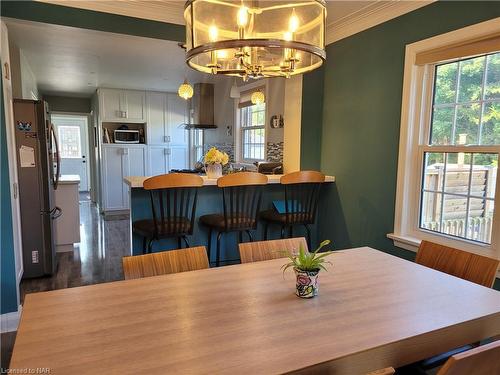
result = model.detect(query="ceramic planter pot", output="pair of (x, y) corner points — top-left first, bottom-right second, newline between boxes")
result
(294, 268), (319, 298)
(206, 163), (223, 179)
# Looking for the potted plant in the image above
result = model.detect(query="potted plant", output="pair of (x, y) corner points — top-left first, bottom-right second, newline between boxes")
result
(204, 147), (229, 179)
(281, 240), (333, 298)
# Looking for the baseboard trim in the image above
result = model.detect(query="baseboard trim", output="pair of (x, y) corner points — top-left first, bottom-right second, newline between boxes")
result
(0, 305), (22, 333)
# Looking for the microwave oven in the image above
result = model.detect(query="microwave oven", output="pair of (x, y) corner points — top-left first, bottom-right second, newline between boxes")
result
(114, 129), (140, 143)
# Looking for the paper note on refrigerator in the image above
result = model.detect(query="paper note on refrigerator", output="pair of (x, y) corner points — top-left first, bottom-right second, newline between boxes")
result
(19, 145), (35, 168)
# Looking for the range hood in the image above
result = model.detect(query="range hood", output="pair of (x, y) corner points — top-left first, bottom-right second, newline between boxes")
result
(184, 83), (217, 129)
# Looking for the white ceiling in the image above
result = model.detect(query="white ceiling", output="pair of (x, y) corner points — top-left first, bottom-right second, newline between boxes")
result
(5, 18), (212, 97)
(4, 1), (433, 97)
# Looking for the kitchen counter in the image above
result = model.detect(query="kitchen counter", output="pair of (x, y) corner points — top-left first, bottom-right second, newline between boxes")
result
(124, 174), (335, 188)
(125, 172), (335, 261)
(58, 174), (80, 185)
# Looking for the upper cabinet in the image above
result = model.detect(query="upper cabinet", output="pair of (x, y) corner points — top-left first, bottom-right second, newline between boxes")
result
(146, 92), (188, 145)
(99, 88), (146, 123)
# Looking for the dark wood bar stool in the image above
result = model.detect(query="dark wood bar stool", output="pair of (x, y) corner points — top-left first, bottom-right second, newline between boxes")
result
(199, 172), (268, 267)
(133, 173), (204, 254)
(259, 171), (325, 249)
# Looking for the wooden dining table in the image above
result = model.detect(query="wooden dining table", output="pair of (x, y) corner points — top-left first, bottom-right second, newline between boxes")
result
(10, 247), (500, 374)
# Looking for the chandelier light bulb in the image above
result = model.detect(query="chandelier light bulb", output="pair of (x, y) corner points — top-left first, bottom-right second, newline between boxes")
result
(289, 9), (299, 33)
(237, 6), (248, 28)
(178, 79), (194, 100)
(283, 31), (293, 42)
(208, 23), (218, 42)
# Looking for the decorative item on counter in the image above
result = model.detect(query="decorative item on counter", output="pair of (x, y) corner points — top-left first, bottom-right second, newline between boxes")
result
(204, 147), (229, 179)
(178, 78), (194, 100)
(281, 240), (334, 298)
(270, 115), (284, 129)
(251, 90), (265, 105)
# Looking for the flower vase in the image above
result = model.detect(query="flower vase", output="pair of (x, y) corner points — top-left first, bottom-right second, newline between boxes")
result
(295, 268), (319, 298)
(206, 163), (223, 179)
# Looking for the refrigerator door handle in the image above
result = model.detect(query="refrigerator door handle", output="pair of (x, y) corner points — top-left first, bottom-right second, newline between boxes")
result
(50, 123), (61, 190)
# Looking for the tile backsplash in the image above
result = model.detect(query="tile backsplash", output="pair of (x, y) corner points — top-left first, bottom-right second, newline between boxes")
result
(266, 142), (283, 162)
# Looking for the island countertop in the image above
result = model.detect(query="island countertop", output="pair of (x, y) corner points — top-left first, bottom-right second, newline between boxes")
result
(124, 174), (335, 188)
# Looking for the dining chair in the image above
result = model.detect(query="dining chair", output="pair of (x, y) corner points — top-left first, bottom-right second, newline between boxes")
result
(437, 339), (500, 375)
(366, 368), (395, 375)
(133, 173), (204, 254)
(122, 246), (209, 280)
(259, 170), (325, 249)
(199, 172), (268, 267)
(239, 237), (308, 263)
(416, 240), (499, 287)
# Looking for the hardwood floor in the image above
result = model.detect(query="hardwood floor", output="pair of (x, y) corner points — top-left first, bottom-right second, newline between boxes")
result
(1, 199), (130, 369)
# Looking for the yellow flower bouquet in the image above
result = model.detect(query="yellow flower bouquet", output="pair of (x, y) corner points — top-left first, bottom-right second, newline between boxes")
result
(204, 147), (229, 165)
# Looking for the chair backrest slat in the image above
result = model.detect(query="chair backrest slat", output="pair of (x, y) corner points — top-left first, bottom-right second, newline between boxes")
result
(281, 171), (325, 225)
(217, 172), (268, 231)
(143, 174), (204, 236)
(437, 340), (500, 375)
(239, 237), (308, 263)
(416, 240), (499, 287)
(122, 246), (209, 279)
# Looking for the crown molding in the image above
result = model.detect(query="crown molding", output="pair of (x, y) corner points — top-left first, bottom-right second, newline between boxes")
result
(325, 1), (435, 45)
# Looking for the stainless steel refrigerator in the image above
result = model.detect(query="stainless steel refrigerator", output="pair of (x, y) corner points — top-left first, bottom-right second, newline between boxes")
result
(13, 99), (61, 278)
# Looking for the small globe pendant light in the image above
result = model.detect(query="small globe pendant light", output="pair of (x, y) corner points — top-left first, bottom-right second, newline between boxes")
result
(251, 90), (265, 105)
(178, 78), (194, 100)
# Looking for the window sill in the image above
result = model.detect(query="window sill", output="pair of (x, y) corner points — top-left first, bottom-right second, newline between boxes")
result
(386, 233), (420, 253)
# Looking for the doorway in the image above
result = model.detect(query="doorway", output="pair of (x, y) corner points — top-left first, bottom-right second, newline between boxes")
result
(51, 114), (90, 193)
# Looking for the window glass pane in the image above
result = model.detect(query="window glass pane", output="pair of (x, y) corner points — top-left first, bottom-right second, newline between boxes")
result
(58, 125), (81, 158)
(472, 153), (498, 199)
(434, 62), (458, 105)
(420, 152), (496, 244)
(420, 191), (442, 232)
(239, 103), (265, 161)
(423, 152), (445, 191)
(457, 56), (485, 103)
(455, 103), (480, 145)
(480, 102), (500, 145)
(430, 106), (454, 145)
(485, 53), (500, 100)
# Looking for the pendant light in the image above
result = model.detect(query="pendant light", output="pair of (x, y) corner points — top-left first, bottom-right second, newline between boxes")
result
(251, 90), (265, 105)
(229, 78), (240, 98)
(178, 78), (194, 100)
(183, 0), (326, 80)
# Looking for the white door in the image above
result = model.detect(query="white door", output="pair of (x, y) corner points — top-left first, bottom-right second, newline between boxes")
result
(52, 115), (90, 192)
(1, 21), (24, 295)
(149, 146), (168, 176)
(146, 92), (167, 144)
(124, 91), (146, 122)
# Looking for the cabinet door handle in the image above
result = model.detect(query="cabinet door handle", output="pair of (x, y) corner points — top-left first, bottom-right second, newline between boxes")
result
(164, 148), (171, 155)
(164, 135), (171, 143)
(123, 111), (127, 118)
(4, 62), (10, 80)
(122, 148), (128, 155)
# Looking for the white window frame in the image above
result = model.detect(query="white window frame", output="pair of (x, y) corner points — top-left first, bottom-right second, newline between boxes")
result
(389, 18), (500, 259)
(234, 80), (268, 163)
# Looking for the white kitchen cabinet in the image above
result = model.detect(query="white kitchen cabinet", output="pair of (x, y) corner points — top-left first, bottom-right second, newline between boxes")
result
(167, 94), (189, 145)
(102, 144), (147, 211)
(100, 88), (146, 123)
(146, 92), (168, 144)
(147, 146), (188, 176)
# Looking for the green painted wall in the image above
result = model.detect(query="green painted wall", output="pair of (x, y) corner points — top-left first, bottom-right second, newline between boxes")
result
(0, 79), (18, 314)
(319, 1), (500, 259)
(300, 66), (324, 170)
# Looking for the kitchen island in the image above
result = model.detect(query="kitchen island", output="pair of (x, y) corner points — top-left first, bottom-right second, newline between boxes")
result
(124, 174), (335, 263)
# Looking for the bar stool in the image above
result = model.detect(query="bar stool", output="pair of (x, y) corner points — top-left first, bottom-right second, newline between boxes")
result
(259, 171), (325, 249)
(133, 173), (204, 254)
(199, 172), (268, 267)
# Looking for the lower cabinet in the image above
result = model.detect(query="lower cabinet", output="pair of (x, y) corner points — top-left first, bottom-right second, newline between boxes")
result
(102, 145), (147, 211)
(147, 145), (189, 175)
